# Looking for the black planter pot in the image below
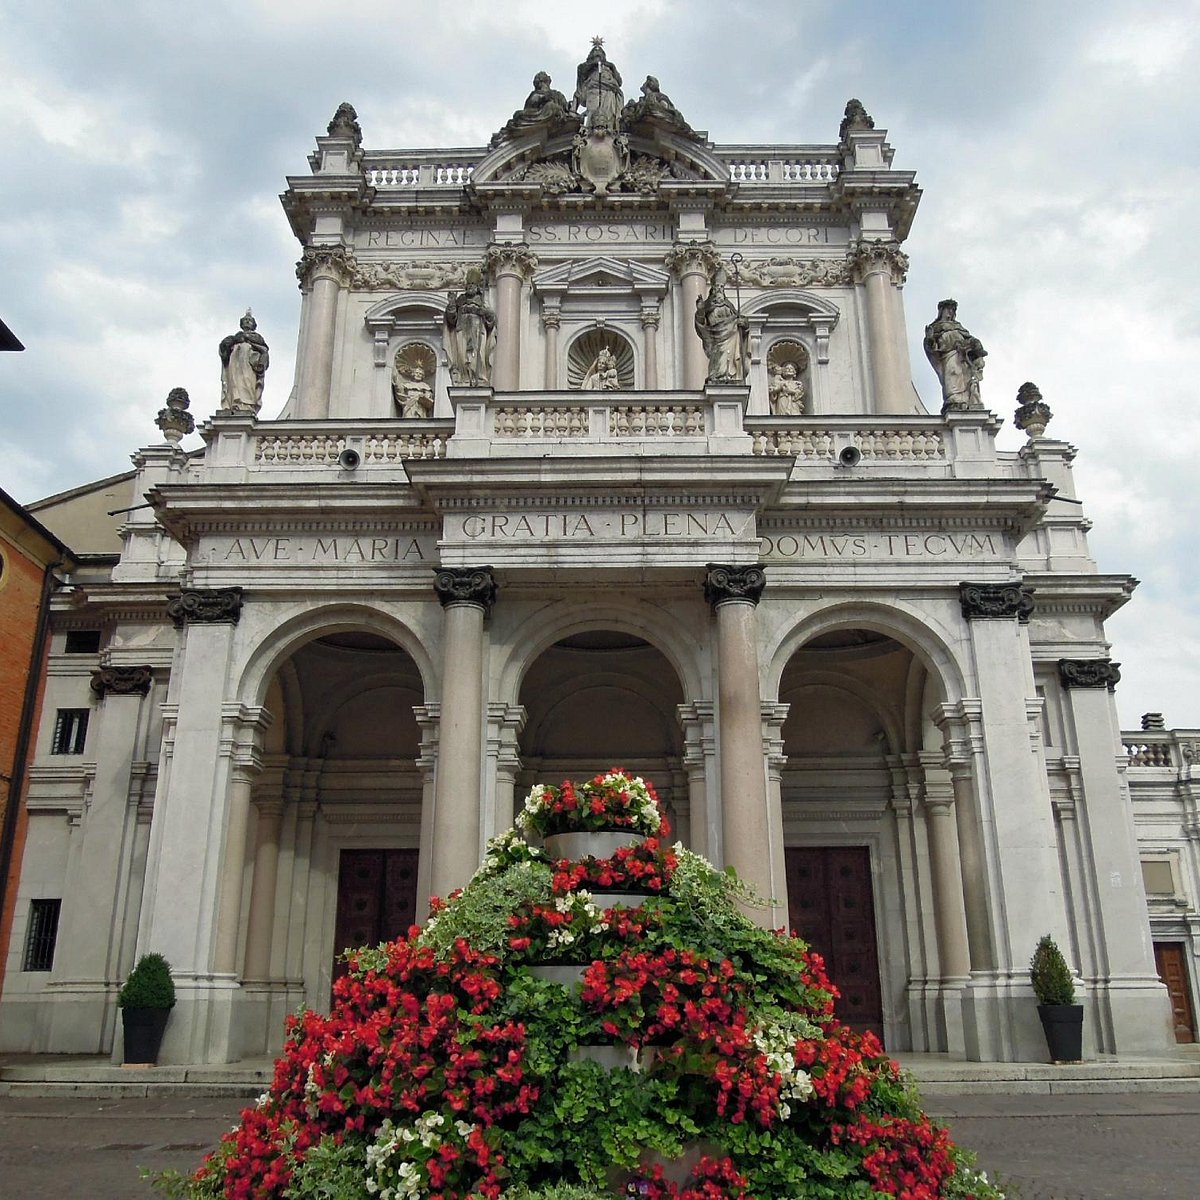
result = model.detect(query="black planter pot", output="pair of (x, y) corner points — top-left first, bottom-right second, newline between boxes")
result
(1037, 1003), (1084, 1063)
(121, 1006), (171, 1065)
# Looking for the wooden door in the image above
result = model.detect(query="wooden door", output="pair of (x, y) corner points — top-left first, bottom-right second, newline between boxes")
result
(332, 849), (419, 987)
(785, 846), (884, 1040)
(1153, 942), (1196, 1043)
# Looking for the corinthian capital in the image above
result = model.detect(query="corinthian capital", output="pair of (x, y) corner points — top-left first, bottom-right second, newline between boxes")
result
(90, 665), (154, 697)
(704, 564), (766, 609)
(1058, 659), (1121, 691)
(847, 238), (909, 285)
(483, 243), (538, 282)
(665, 241), (721, 281)
(295, 244), (358, 289)
(434, 566), (498, 613)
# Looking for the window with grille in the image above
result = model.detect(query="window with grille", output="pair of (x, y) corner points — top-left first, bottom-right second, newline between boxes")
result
(50, 708), (89, 754)
(64, 630), (101, 654)
(23, 899), (61, 971)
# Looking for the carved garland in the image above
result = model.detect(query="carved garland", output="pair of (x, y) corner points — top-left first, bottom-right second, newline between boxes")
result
(350, 261), (470, 291)
(959, 582), (1035, 623)
(167, 587), (245, 628)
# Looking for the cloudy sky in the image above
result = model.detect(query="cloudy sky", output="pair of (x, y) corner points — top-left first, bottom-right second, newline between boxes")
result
(2, 0), (1197, 728)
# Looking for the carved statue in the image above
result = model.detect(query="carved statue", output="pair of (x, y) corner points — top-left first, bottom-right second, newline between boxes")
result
(218, 310), (269, 413)
(694, 269), (750, 384)
(923, 299), (986, 410)
(581, 347), (620, 391)
(443, 273), (496, 387)
(491, 72), (577, 148)
(622, 75), (695, 137)
(768, 361), (806, 415)
(393, 363), (435, 419)
(573, 38), (623, 133)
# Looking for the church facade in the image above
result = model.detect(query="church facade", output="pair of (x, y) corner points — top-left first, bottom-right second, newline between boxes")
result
(0, 45), (1176, 1064)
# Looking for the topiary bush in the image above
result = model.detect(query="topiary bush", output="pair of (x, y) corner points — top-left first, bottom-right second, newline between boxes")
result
(1029, 935), (1076, 1006)
(158, 771), (1004, 1199)
(118, 952), (176, 1009)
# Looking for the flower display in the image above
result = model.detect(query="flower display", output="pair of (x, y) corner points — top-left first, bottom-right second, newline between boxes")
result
(162, 771), (1003, 1200)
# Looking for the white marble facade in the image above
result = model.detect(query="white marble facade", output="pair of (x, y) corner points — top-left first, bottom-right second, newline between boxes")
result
(0, 68), (1176, 1064)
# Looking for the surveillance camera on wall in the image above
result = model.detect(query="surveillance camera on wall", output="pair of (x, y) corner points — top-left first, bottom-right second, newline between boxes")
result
(337, 447), (361, 470)
(838, 445), (862, 468)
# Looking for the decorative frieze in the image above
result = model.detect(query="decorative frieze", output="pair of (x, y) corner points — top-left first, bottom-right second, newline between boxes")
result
(732, 257), (853, 288)
(847, 238), (910, 285)
(295, 245), (358, 289)
(959, 581), (1035, 622)
(90, 665), (153, 697)
(166, 587), (245, 628)
(350, 260), (469, 291)
(433, 567), (498, 613)
(483, 243), (538, 282)
(1058, 659), (1122, 691)
(704, 564), (766, 608)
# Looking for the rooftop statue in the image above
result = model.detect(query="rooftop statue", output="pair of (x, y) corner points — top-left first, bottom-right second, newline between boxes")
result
(923, 298), (987, 411)
(622, 75), (698, 139)
(694, 268), (750, 384)
(573, 38), (623, 133)
(490, 72), (579, 149)
(443, 271), (496, 387)
(218, 310), (269, 413)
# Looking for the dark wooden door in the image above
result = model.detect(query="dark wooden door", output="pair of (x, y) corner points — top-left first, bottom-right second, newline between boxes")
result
(785, 846), (884, 1041)
(1153, 942), (1196, 1043)
(332, 849), (419, 987)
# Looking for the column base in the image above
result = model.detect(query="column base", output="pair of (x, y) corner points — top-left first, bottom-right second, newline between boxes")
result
(0, 984), (118, 1054)
(1088, 975), (1175, 1055)
(143, 975), (244, 1065)
(959, 971), (1054, 1062)
(240, 980), (309, 1057)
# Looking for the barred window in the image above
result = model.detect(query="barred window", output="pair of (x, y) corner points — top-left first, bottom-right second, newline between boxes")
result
(50, 709), (89, 754)
(23, 899), (62, 971)
(64, 630), (101, 654)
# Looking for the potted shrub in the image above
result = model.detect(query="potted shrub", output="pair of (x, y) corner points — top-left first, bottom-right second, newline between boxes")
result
(1030, 934), (1083, 1062)
(117, 952), (175, 1065)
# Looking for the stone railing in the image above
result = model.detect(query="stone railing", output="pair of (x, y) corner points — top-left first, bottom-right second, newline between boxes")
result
(363, 152), (482, 188)
(1124, 740), (1175, 768)
(252, 423), (452, 465)
(1122, 735), (1200, 768)
(717, 146), (841, 184)
(746, 419), (946, 462)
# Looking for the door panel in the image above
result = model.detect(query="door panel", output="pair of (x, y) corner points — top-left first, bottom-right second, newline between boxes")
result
(1153, 942), (1196, 1044)
(332, 849), (419, 988)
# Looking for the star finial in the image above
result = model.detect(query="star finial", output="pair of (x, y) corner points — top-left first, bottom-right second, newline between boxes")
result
(591, 35), (605, 50)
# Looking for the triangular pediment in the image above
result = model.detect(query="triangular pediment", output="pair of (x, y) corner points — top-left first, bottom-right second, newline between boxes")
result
(534, 255), (670, 295)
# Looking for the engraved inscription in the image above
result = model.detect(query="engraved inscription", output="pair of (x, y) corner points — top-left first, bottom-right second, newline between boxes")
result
(760, 531), (1001, 561)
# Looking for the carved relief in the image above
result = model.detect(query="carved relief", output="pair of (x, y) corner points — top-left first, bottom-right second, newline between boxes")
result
(733, 257), (853, 288)
(392, 343), (437, 418)
(959, 582), (1035, 622)
(90, 665), (153, 697)
(567, 329), (635, 390)
(497, 149), (696, 196)
(704, 564), (766, 608)
(350, 260), (469, 291)
(767, 341), (809, 416)
(434, 567), (498, 613)
(167, 587), (244, 627)
(1058, 659), (1122, 691)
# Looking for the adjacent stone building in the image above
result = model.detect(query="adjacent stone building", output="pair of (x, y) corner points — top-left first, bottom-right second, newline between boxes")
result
(0, 46), (1181, 1064)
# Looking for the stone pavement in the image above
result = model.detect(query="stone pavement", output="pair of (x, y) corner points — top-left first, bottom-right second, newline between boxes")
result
(0, 1090), (1197, 1199)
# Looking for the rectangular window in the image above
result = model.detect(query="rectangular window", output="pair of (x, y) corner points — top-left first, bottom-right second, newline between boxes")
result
(64, 630), (101, 654)
(23, 899), (62, 971)
(1142, 859), (1178, 896)
(50, 708), (89, 755)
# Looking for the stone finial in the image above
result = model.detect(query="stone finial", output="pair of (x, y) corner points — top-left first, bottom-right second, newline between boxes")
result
(155, 386), (195, 444)
(839, 98), (875, 142)
(1141, 712), (1166, 731)
(1014, 381), (1053, 439)
(327, 102), (362, 146)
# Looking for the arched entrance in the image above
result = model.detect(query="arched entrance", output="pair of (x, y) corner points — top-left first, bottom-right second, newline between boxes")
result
(517, 630), (688, 841)
(778, 626), (948, 1049)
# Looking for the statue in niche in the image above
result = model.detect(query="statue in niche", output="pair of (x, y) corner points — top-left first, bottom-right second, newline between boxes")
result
(392, 344), (436, 418)
(768, 360), (807, 415)
(923, 298), (987, 410)
(443, 271), (496, 387)
(694, 269), (750, 384)
(491, 72), (578, 148)
(573, 38), (623, 133)
(218, 310), (269, 413)
(622, 75), (696, 137)
(582, 346), (621, 391)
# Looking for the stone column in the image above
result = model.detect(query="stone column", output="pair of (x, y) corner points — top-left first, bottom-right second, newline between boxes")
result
(640, 302), (661, 389)
(762, 701), (790, 926)
(704, 565), (781, 926)
(213, 751), (265, 976)
(413, 704), (440, 917)
(667, 244), (719, 390)
(1057, 659), (1174, 1052)
(542, 304), (561, 389)
(484, 244), (537, 391)
(295, 245), (355, 419)
(677, 702), (715, 859)
(487, 703), (526, 839)
(242, 798), (285, 981)
(430, 568), (496, 899)
(922, 789), (972, 981)
(848, 239), (911, 415)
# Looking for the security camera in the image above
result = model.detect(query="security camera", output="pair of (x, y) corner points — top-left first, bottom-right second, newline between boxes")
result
(838, 445), (862, 468)
(337, 447), (361, 470)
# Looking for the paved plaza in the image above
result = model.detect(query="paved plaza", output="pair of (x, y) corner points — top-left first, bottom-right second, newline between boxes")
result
(0, 1090), (1196, 1199)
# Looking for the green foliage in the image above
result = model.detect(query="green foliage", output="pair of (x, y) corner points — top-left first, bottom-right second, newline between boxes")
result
(502, 1184), (611, 1200)
(285, 1135), (372, 1199)
(118, 952), (175, 1009)
(1029, 934), (1076, 1005)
